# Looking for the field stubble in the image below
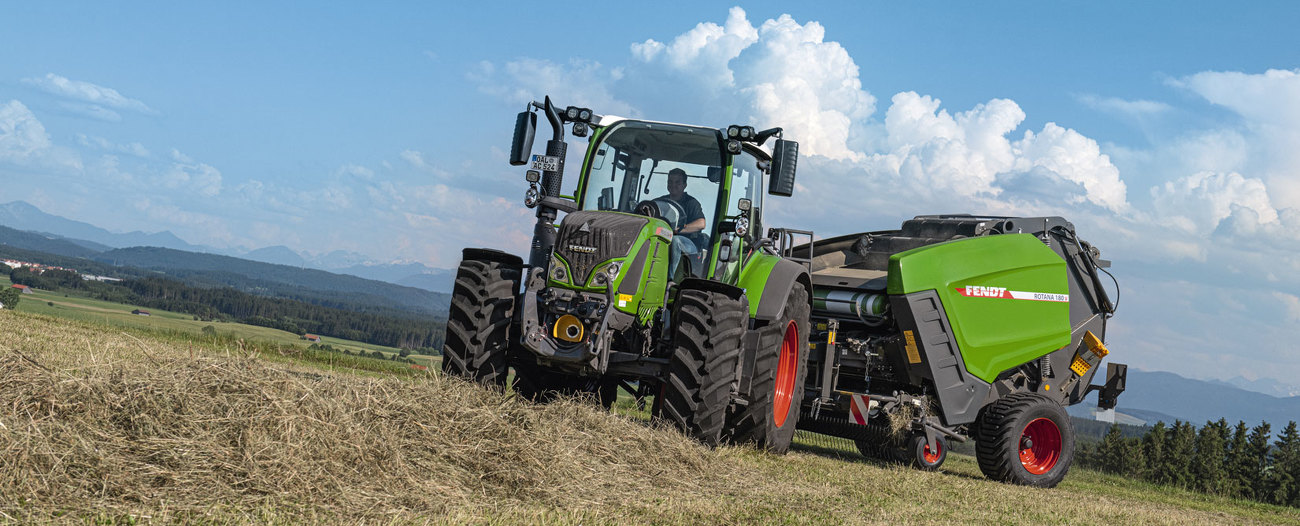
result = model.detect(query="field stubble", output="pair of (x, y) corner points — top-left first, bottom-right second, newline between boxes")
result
(0, 310), (1296, 524)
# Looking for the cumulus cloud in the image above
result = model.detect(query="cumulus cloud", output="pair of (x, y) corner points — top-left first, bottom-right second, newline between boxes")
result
(631, 6), (759, 90)
(855, 92), (1128, 213)
(1152, 171), (1280, 234)
(23, 73), (155, 114)
(0, 100), (82, 171)
(1172, 68), (1300, 208)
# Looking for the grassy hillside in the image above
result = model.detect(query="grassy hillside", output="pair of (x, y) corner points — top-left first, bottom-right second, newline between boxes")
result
(1, 311), (1296, 524)
(95, 246), (449, 316)
(0, 275), (433, 367)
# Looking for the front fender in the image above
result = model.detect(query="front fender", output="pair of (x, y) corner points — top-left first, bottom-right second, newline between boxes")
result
(737, 252), (811, 321)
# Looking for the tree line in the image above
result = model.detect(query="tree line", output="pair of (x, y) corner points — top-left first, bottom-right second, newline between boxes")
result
(9, 267), (446, 352)
(1080, 418), (1300, 508)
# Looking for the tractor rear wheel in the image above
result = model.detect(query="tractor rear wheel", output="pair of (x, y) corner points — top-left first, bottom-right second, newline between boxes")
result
(975, 392), (1075, 487)
(660, 288), (744, 447)
(727, 282), (810, 454)
(905, 434), (947, 471)
(441, 254), (520, 388)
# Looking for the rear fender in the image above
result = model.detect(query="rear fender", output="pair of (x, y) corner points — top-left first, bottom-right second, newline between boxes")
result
(738, 253), (811, 321)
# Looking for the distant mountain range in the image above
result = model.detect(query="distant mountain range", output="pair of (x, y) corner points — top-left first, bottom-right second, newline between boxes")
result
(0, 201), (455, 293)
(0, 213), (450, 317)
(1068, 369), (1300, 429)
(0, 201), (214, 253)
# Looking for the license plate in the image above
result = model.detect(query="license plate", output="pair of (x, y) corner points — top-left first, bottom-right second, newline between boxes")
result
(531, 155), (560, 172)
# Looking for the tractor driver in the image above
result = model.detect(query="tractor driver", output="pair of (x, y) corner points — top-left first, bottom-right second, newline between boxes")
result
(661, 168), (707, 278)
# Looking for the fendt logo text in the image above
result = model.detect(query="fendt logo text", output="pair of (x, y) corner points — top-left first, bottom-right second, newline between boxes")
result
(963, 286), (1007, 298)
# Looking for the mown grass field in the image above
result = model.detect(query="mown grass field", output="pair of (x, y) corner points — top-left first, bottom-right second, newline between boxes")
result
(0, 275), (436, 367)
(1, 309), (1297, 524)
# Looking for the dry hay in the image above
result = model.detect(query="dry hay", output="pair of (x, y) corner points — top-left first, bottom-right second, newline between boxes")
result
(0, 314), (748, 523)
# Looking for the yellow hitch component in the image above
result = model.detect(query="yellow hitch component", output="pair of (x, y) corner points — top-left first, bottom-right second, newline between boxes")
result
(1083, 330), (1109, 358)
(1070, 330), (1110, 376)
(553, 315), (585, 343)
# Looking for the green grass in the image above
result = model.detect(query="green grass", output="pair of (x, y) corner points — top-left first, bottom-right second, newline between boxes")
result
(0, 275), (436, 367)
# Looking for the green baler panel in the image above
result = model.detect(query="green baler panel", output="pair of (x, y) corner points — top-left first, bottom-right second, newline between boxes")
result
(887, 234), (1070, 383)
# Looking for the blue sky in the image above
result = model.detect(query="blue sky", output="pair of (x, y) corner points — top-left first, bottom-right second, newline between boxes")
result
(2, 3), (1300, 391)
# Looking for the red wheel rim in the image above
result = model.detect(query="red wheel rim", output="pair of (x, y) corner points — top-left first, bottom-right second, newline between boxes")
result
(922, 440), (942, 464)
(1019, 417), (1062, 475)
(773, 321), (798, 428)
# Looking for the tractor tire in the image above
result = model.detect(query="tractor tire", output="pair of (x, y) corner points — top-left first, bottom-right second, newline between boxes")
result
(514, 361), (618, 409)
(975, 392), (1075, 488)
(905, 434), (948, 471)
(660, 288), (745, 447)
(441, 256), (520, 388)
(727, 281), (810, 454)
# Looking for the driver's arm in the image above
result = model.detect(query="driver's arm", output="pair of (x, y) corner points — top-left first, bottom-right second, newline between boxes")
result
(679, 217), (705, 234)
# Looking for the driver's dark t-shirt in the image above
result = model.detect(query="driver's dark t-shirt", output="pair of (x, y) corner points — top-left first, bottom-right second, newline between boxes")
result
(662, 192), (707, 248)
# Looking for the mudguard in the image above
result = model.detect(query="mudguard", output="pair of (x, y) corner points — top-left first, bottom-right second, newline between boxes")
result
(738, 253), (812, 321)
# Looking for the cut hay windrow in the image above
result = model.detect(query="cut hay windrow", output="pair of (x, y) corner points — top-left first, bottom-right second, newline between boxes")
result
(0, 311), (746, 522)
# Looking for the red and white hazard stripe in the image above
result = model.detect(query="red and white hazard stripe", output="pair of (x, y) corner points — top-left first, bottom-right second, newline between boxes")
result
(849, 394), (871, 425)
(954, 286), (1068, 303)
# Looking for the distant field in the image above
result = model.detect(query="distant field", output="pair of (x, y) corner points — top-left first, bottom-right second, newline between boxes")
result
(0, 275), (436, 367)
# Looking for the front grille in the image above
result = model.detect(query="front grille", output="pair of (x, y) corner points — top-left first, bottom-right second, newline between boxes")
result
(555, 211), (647, 284)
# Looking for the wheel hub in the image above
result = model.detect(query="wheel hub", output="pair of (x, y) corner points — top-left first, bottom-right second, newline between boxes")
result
(1019, 417), (1062, 475)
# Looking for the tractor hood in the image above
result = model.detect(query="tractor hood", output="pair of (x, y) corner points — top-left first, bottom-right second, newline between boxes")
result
(549, 211), (672, 292)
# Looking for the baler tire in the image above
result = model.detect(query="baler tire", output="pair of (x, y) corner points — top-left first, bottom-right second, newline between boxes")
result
(975, 392), (1075, 487)
(726, 281), (810, 454)
(441, 258), (520, 388)
(906, 434), (948, 471)
(660, 288), (745, 447)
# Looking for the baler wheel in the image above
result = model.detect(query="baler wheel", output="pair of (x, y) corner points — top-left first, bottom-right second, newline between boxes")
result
(660, 288), (745, 447)
(726, 282), (810, 454)
(975, 392), (1075, 487)
(441, 257), (520, 388)
(906, 434), (947, 471)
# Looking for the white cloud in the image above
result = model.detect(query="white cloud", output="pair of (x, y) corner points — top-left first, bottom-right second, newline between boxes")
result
(160, 150), (223, 197)
(471, 58), (638, 119)
(22, 73), (155, 114)
(631, 6), (759, 90)
(1078, 94), (1173, 117)
(1151, 171), (1280, 234)
(1172, 68), (1300, 208)
(1276, 292), (1300, 323)
(0, 99), (82, 171)
(76, 134), (150, 157)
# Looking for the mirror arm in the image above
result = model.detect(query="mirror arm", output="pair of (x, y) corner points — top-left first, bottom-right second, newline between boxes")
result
(540, 196), (579, 214)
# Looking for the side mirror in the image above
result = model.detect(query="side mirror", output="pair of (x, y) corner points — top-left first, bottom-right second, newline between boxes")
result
(768, 139), (798, 197)
(510, 111), (537, 166)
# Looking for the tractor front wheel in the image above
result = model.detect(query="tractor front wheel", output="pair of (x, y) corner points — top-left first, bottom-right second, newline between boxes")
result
(727, 281), (810, 454)
(441, 253), (520, 388)
(660, 288), (745, 447)
(975, 392), (1075, 487)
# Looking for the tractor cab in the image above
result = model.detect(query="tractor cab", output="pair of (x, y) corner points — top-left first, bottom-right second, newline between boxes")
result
(578, 120), (740, 279)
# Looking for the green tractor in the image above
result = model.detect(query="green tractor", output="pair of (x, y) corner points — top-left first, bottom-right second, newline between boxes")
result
(443, 96), (1127, 487)
(445, 96), (812, 452)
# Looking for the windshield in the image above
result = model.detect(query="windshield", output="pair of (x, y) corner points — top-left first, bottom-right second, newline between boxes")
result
(581, 122), (725, 237)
